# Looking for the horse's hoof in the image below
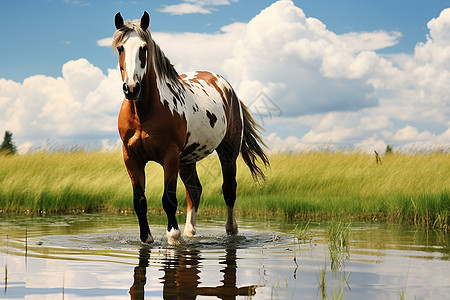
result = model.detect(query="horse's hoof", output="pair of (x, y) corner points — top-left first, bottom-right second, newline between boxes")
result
(183, 224), (196, 237)
(141, 233), (154, 244)
(226, 220), (238, 235)
(167, 228), (182, 246)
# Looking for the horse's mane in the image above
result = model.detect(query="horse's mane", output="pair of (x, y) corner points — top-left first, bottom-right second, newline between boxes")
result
(112, 19), (183, 88)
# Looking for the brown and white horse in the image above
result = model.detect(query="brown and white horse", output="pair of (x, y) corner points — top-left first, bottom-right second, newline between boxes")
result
(113, 11), (269, 245)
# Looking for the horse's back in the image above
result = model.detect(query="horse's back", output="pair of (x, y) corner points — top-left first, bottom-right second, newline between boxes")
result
(179, 71), (242, 164)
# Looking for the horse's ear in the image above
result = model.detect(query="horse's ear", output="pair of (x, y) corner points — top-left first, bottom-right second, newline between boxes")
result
(141, 11), (150, 31)
(115, 12), (124, 29)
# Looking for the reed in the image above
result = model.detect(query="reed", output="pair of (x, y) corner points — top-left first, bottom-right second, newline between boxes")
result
(293, 220), (314, 243)
(328, 221), (351, 271)
(318, 266), (327, 299)
(0, 150), (449, 227)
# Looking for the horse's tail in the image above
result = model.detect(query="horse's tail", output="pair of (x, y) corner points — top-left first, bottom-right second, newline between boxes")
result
(240, 101), (270, 181)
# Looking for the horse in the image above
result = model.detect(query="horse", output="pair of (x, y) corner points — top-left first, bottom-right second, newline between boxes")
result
(113, 11), (269, 245)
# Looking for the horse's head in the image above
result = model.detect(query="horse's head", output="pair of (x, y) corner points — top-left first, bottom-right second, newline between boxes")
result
(113, 12), (151, 101)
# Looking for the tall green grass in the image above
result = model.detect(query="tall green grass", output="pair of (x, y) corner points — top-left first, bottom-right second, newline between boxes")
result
(235, 152), (449, 228)
(0, 150), (448, 228)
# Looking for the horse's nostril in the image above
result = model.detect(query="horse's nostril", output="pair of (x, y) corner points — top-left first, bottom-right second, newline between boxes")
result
(123, 82), (141, 100)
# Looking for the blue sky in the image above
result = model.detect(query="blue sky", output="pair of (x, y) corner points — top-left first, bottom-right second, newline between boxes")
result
(1, 0), (450, 153)
(2, 0), (448, 81)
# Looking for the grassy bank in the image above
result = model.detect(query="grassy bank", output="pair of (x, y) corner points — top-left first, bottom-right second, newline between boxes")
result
(0, 151), (448, 228)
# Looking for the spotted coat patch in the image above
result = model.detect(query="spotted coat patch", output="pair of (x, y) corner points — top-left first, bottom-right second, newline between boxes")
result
(206, 110), (217, 128)
(156, 71), (238, 164)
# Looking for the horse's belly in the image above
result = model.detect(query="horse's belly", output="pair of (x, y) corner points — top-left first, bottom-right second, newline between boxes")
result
(179, 116), (226, 164)
(179, 103), (227, 165)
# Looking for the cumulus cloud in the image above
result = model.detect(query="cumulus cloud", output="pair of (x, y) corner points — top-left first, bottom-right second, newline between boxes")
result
(0, 59), (122, 148)
(154, 0), (386, 116)
(223, 1), (381, 116)
(245, 1), (449, 152)
(152, 22), (246, 74)
(392, 126), (435, 142)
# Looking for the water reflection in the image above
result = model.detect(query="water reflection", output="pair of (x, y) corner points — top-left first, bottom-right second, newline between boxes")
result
(129, 247), (150, 300)
(130, 247), (257, 300)
(1, 215), (450, 299)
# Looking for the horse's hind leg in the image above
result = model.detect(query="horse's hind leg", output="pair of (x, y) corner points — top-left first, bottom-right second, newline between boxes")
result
(180, 163), (202, 237)
(216, 142), (239, 235)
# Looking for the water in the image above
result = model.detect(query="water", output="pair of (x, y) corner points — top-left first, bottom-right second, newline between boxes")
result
(0, 213), (449, 299)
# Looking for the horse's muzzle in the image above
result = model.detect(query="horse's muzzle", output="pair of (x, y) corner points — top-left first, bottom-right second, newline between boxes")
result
(123, 82), (141, 100)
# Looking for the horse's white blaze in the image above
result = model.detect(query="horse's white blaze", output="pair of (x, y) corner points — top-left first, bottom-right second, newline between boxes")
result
(122, 32), (147, 87)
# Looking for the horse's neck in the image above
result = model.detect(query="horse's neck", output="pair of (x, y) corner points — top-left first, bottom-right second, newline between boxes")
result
(132, 67), (160, 120)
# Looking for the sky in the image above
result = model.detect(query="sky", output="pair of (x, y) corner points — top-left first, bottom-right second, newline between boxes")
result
(1, 0), (450, 153)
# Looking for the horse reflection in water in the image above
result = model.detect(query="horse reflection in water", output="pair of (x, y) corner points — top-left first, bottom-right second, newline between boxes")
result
(129, 247), (257, 299)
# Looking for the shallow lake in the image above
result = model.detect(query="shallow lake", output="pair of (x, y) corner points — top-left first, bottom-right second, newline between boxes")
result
(0, 213), (449, 299)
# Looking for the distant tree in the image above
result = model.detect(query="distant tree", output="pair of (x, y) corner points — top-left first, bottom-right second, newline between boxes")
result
(385, 145), (393, 155)
(0, 131), (17, 155)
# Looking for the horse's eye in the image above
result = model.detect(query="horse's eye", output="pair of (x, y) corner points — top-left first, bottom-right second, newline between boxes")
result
(117, 46), (124, 54)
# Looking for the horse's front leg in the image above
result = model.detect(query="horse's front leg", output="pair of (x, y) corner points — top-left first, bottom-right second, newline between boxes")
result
(124, 149), (153, 244)
(133, 183), (153, 243)
(162, 154), (182, 245)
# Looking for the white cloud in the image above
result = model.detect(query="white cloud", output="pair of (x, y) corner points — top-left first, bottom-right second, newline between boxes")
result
(355, 137), (387, 154)
(426, 8), (450, 47)
(99, 0), (400, 118)
(218, 0), (381, 117)
(97, 37), (112, 47)
(266, 132), (324, 153)
(340, 30), (402, 52)
(159, 0), (236, 15)
(2, 0), (450, 152)
(152, 22), (246, 74)
(392, 125), (435, 142)
(0, 59), (122, 148)
(63, 0), (90, 6)
(0, 79), (20, 112)
(159, 3), (212, 15)
(17, 141), (33, 154)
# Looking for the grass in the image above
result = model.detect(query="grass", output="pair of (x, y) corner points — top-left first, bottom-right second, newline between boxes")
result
(317, 266), (351, 300)
(328, 221), (351, 271)
(0, 150), (449, 228)
(328, 222), (351, 250)
(318, 266), (327, 299)
(293, 220), (314, 243)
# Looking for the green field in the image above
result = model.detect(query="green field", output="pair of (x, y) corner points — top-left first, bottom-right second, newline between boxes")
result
(0, 150), (448, 229)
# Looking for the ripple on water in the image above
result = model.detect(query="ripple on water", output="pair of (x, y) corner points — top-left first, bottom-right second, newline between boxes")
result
(23, 225), (290, 252)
